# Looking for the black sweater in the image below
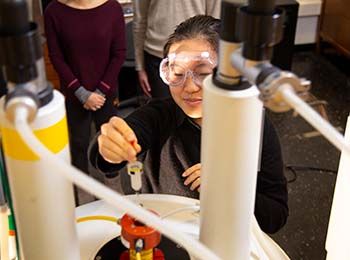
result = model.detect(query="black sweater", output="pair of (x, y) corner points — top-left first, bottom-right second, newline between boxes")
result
(89, 98), (288, 233)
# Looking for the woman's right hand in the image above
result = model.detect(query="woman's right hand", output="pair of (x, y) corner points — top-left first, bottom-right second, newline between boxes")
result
(138, 70), (152, 97)
(98, 117), (141, 164)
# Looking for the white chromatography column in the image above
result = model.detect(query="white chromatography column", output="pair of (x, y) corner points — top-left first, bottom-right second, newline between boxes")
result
(200, 76), (263, 260)
(0, 91), (80, 260)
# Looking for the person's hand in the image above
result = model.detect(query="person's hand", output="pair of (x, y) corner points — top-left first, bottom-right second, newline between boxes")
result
(138, 70), (152, 97)
(182, 163), (201, 192)
(84, 92), (105, 111)
(98, 116), (141, 164)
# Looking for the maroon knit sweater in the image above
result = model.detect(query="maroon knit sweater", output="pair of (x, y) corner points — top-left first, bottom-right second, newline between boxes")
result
(44, 0), (126, 100)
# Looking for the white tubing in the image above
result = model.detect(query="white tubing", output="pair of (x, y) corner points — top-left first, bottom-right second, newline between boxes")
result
(13, 105), (220, 260)
(0, 206), (10, 260)
(279, 85), (350, 154)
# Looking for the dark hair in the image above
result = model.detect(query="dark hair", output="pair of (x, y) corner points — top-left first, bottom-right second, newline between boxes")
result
(163, 15), (221, 57)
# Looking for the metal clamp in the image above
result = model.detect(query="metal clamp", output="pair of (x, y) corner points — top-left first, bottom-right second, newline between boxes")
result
(258, 71), (311, 112)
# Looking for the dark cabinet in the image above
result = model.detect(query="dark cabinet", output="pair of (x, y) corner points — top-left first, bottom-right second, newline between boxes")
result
(318, 0), (350, 57)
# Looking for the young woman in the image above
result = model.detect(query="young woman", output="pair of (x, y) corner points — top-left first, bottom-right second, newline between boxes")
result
(133, 0), (220, 98)
(90, 15), (288, 234)
(44, 0), (126, 174)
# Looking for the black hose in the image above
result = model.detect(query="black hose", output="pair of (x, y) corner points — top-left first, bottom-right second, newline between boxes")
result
(247, 0), (276, 14)
(285, 164), (337, 183)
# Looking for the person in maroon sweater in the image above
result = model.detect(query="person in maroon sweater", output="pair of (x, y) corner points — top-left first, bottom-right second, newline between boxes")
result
(44, 0), (126, 175)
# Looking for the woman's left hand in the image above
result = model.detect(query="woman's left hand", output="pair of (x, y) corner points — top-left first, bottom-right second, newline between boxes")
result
(182, 163), (201, 192)
(83, 92), (105, 111)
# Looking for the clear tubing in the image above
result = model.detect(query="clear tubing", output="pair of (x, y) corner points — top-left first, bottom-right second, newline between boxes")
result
(0, 206), (10, 260)
(13, 106), (220, 260)
(279, 85), (350, 154)
(161, 205), (200, 219)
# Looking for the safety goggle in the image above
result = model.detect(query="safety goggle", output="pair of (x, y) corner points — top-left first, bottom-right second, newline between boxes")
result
(159, 51), (216, 87)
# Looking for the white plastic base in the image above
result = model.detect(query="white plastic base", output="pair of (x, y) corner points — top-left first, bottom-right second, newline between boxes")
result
(76, 194), (289, 260)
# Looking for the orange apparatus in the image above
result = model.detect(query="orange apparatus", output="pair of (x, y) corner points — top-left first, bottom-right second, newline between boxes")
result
(120, 213), (164, 260)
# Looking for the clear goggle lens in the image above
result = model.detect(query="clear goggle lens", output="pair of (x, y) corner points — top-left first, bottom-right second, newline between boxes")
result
(160, 51), (216, 87)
